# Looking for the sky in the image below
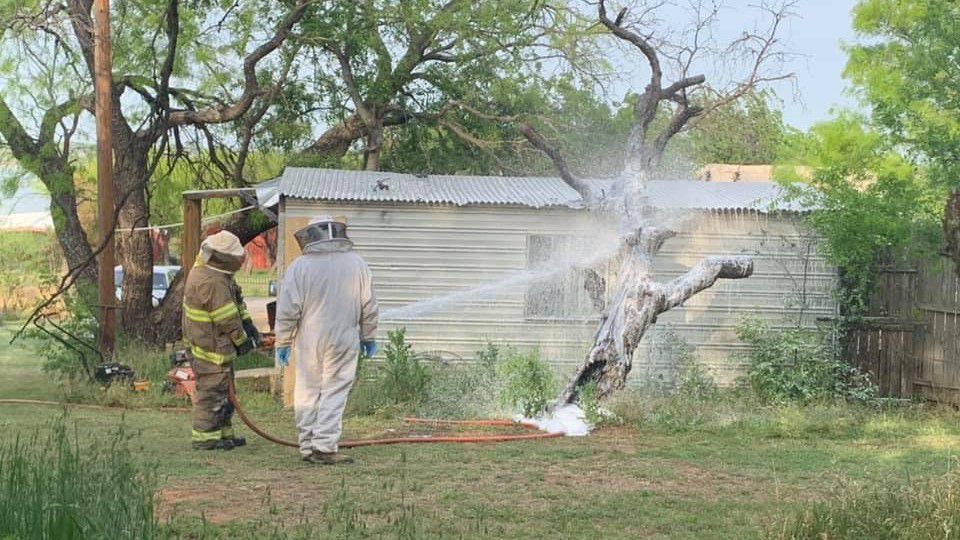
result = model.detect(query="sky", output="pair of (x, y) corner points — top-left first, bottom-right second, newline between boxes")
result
(768, 0), (861, 129)
(603, 0), (862, 130)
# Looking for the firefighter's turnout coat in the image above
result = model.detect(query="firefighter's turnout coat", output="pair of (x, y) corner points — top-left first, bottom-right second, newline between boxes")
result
(182, 261), (254, 444)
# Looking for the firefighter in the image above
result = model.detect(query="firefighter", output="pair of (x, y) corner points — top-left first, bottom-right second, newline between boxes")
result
(182, 231), (260, 450)
(275, 216), (378, 465)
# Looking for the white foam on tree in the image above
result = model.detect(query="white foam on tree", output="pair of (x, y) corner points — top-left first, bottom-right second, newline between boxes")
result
(520, 404), (592, 437)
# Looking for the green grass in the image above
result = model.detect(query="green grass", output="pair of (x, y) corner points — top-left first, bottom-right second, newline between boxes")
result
(0, 415), (157, 539)
(765, 473), (960, 539)
(234, 270), (275, 298)
(0, 231), (60, 315)
(0, 320), (61, 401)
(4, 331), (960, 538)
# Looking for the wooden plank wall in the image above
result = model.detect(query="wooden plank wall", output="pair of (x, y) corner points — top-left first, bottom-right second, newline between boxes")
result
(847, 257), (960, 403)
(844, 320), (915, 397)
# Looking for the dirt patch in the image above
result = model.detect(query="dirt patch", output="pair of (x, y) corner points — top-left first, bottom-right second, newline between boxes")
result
(152, 431), (784, 529)
(157, 483), (276, 524)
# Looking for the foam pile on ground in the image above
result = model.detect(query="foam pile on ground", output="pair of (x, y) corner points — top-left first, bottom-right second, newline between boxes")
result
(520, 404), (591, 437)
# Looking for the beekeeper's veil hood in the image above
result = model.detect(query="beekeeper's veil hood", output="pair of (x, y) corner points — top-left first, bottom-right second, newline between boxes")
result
(200, 231), (245, 273)
(294, 215), (351, 252)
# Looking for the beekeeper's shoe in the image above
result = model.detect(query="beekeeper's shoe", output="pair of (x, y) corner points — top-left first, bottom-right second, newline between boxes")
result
(302, 450), (353, 465)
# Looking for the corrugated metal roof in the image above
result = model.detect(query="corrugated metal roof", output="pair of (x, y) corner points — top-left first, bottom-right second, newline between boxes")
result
(644, 180), (802, 212)
(273, 167), (798, 212)
(279, 168), (582, 209)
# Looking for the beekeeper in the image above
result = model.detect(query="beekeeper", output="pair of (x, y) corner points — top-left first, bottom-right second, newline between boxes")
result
(274, 216), (378, 465)
(182, 231), (259, 451)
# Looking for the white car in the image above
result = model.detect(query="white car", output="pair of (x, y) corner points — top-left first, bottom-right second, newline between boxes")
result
(114, 265), (181, 307)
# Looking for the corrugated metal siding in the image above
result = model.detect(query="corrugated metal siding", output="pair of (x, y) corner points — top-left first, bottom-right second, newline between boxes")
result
(283, 201), (837, 385)
(275, 167), (798, 212)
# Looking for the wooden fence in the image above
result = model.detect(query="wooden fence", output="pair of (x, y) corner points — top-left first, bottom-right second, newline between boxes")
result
(844, 257), (960, 403)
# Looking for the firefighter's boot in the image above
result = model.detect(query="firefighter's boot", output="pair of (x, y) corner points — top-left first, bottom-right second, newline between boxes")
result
(192, 439), (235, 451)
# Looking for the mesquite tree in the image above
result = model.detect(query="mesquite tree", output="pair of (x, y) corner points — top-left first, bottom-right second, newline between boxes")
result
(517, 0), (796, 403)
(298, 0), (597, 170)
(0, 0), (309, 345)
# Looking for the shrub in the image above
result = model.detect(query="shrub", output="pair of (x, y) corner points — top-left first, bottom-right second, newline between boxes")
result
(418, 342), (506, 419)
(643, 326), (716, 398)
(767, 474), (960, 539)
(578, 379), (605, 426)
(675, 354), (717, 401)
(27, 294), (100, 382)
(350, 339), (558, 419)
(737, 317), (876, 404)
(380, 328), (431, 405)
(0, 231), (62, 315)
(497, 348), (556, 417)
(476, 342), (501, 371)
(0, 415), (157, 539)
(352, 327), (433, 413)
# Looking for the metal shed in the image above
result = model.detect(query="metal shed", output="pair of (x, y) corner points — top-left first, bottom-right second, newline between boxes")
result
(271, 167), (835, 386)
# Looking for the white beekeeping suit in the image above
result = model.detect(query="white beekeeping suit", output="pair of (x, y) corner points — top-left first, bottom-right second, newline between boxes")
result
(275, 216), (378, 462)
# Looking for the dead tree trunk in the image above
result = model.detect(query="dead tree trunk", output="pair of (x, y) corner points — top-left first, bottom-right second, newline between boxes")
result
(559, 227), (753, 404)
(524, 0), (789, 404)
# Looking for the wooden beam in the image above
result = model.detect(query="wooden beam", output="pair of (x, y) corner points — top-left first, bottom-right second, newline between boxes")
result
(183, 187), (260, 200)
(182, 198), (201, 277)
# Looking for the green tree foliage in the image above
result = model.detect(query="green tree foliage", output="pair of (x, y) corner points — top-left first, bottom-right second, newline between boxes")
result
(780, 114), (942, 315)
(846, 0), (960, 187)
(845, 0), (960, 278)
(0, 0), (308, 343)
(297, 0), (598, 171)
(381, 78), (633, 178)
(682, 91), (790, 166)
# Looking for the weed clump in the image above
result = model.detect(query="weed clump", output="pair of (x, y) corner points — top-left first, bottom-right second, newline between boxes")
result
(496, 348), (556, 418)
(0, 415), (157, 539)
(349, 328), (432, 415)
(417, 342), (504, 420)
(350, 334), (559, 419)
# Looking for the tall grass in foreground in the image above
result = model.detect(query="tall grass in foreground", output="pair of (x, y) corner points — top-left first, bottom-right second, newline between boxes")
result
(767, 474), (960, 539)
(0, 415), (157, 539)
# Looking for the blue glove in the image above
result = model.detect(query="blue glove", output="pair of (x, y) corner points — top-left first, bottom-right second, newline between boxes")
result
(275, 346), (291, 367)
(361, 340), (378, 358)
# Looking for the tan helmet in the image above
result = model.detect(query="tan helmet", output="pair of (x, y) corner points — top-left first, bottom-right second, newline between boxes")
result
(200, 231), (245, 272)
(294, 215), (349, 251)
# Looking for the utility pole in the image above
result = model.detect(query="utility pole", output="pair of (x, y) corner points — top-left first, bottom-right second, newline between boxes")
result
(94, 0), (116, 358)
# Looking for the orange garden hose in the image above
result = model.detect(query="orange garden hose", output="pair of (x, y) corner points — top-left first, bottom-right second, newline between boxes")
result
(0, 384), (565, 447)
(227, 379), (564, 448)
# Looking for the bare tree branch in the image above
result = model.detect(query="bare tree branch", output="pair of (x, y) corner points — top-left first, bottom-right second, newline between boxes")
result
(598, 0), (663, 90)
(167, 0), (312, 126)
(156, 0), (179, 112)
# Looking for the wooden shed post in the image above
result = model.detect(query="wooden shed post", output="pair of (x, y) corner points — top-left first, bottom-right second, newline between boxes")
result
(182, 197), (201, 277)
(276, 196), (297, 408)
